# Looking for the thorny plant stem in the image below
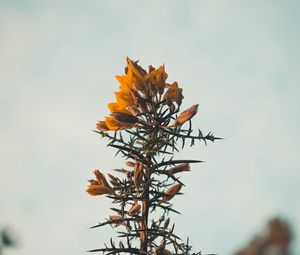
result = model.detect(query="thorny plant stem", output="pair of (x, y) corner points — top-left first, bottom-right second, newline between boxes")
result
(89, 59), (219, 255)
(140, 122), (156, 253)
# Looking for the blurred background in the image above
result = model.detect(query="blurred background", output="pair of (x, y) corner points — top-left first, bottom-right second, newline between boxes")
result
(0, 0), (299, 254)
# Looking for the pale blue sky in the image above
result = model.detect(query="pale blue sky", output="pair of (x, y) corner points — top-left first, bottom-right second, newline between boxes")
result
(0, 1), (299, 255)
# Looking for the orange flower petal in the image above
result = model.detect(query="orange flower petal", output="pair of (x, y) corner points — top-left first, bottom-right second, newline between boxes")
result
(126, 57), (144, 78)
(126, 58), (145, 91)
(104, 117), (124, 131)
(108, 102), (129, 113)
(115, 90), (134, 106)
(147, 65), (168, 95)
(115, 75), (132, 91)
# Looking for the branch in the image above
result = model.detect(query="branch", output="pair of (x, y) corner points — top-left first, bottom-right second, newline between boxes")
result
(153, 159), (203, 169)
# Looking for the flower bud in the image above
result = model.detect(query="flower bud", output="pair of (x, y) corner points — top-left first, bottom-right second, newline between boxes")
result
(86, 170), (115, 196)
(164, 183), (182, 201)
(86, 185), (114, 196)
(174, 104), (198, 126)
(108, 215), (125, 227)
(168, 163), (190, 175)
(96, 121), (109, 131)
(125, 161), (135, 167)
(128, 201), (141, 216)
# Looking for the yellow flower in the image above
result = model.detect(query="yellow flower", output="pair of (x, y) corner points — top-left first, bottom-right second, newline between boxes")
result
(104, 117), (132, 131)
(126, 57), (145, 92)
(97, 57), (185, 131)
(115, 75), (132, 91)
(107, 102), (128, 113)
(115, 90), (135, 106)
(174, 104), (198, 126)
(86, 170), (114, 196)
(146, 65), (168, 95)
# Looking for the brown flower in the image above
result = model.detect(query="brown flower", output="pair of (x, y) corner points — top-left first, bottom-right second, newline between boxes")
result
(96, 121), (109, 131)
(108, 215), (125, 227)
(125, 161), (135, 167)
(86, 170), (114, 196)
(163, 82), (183, 106)
(154, 244), (172, 255)
(109, 215), (123, 221)
(164, 183), (182, 201)
(174, 104), (198, 126)
(168, 163), (191, 175)
(128, 201), (141, 216)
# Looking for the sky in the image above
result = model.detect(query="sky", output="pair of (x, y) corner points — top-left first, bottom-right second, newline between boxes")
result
(0, 0), (299, 255)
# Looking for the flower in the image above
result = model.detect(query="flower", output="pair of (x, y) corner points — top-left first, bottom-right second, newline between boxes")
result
(128, 201), (141, 216)
(114, 90), (135, 106)
(125, 161), (135, 167)
(108, 215), (125, 227)
(126, 57), (145, 92)
(168, 163), (190, 175)
(115, 75), (132, 91)
(86, 170), (114, 196)
(109, 215), (123, 221)
(96, 121), (109, 131)
(163, 82), (184, 106)
(107, 102), (129, 114)
(145, 65), (168, 95)
(174, 104), (198, 126)
(154, 244), (173, 255)
(104, 117), (132, 131)
(96, 57), (184, 131)
(164, 183), (182, 201)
